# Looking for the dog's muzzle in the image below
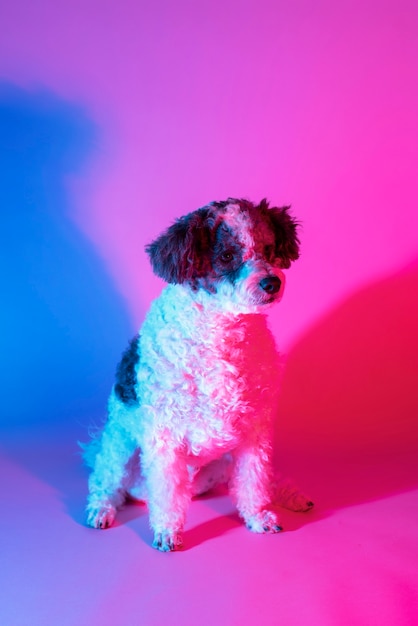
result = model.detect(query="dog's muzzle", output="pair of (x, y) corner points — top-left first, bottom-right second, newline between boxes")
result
(259, 275), (282, 295)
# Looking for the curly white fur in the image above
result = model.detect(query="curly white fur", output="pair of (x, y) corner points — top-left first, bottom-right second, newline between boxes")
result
(84, 198), (313, 551)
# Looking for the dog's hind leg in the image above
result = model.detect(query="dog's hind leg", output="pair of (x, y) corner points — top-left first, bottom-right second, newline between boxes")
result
(191, 454), (233, 496)
(271, 475), (314, 512)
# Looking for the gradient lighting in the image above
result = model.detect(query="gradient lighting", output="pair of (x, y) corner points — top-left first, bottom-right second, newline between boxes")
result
(1, 1), (417, 625)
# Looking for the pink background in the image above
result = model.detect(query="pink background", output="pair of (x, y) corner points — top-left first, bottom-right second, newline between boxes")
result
(1, 1), (417, 624)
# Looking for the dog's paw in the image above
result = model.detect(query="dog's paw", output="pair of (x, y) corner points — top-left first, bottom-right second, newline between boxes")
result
(245, 509), (282, 534)
(152, 530), (183, 552)
(273, 477), (314, 512)
(87, 505), (116, 529)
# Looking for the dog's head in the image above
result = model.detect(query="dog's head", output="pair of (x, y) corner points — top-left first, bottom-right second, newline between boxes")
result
(146, 198), (300, 310)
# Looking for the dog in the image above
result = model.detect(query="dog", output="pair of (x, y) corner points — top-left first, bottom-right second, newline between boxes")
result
(83, 198), (313, 551)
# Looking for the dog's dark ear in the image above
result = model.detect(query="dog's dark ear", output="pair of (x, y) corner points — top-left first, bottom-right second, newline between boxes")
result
(145, 208), (213, 284)
(261, 200), (300, 268)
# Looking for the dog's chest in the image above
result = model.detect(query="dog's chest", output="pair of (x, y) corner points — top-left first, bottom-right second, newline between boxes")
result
(137, 287), (281, 452)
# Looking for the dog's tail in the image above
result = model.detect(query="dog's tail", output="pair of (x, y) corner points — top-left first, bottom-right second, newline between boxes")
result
(78, 425), (103, 468)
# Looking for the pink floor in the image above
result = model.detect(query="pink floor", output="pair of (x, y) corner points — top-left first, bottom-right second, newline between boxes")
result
(2, 410), (417, 626)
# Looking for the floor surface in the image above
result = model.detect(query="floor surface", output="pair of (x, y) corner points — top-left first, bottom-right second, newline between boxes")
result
(1, 420), (417, 626)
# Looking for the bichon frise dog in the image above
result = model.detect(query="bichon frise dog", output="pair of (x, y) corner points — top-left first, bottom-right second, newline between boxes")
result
(83, 198), (313, 551)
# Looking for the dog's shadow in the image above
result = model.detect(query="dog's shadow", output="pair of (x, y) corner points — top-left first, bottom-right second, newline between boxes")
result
(114, 486), (240, 549)
(0, 82), (137, 529)
(183, 513), (242, 550)
(273, 262), (418, 516)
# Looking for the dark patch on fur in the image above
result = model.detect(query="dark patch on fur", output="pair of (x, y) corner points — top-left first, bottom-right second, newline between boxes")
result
(212, 222), (244, 284)
(258, 199), (300, 268)
(114, 335), (140, 405)
(145, 208), (215, 286)
(217, 197), (300, 269)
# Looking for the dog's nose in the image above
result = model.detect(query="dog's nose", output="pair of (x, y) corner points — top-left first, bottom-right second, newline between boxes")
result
(259, 276), (282, 294)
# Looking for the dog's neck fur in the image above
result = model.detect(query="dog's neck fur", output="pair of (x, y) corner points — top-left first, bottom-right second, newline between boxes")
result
(151, 283), (270, 323)
(142, 284), (281, 378)
(139, 283), (282, 455)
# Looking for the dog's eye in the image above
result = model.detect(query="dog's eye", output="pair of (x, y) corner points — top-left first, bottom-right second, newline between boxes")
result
(264, 245), (274, 260)
(220, 251), (234, 263)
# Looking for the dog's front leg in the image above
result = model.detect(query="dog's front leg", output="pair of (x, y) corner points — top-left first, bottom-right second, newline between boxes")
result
(230, 444), (282, 533)
(142, 443), (191, 551)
